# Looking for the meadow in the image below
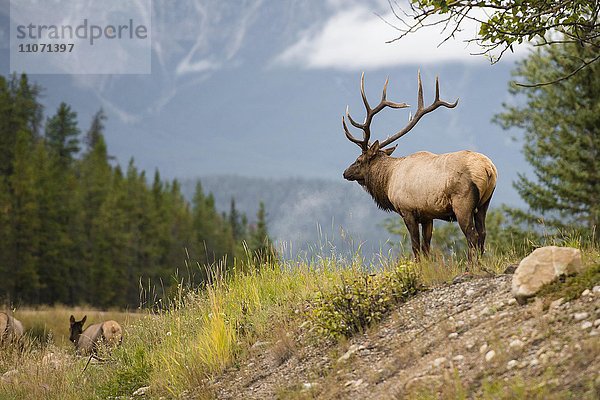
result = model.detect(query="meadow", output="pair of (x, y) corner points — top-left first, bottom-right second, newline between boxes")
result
(0, 236), (597, 399)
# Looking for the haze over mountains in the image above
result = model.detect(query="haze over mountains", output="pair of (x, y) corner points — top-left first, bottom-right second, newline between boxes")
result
(1, 0), (532, 255)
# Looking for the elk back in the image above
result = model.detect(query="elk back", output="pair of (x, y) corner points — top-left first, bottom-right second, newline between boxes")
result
(0, 312), (24, 344)
(76, 320), (123, 355)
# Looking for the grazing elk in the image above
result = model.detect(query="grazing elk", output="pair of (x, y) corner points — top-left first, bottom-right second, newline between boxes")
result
(342, 72), (497, 261)
(0, 312), (24, 344)
(69, 315), (123, 355)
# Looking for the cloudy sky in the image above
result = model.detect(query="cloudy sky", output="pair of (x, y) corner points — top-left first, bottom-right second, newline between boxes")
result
(1, 0), (531, 207)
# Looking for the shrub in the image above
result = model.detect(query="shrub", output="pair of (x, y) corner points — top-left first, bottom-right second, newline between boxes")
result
(311, 263), (420, 338)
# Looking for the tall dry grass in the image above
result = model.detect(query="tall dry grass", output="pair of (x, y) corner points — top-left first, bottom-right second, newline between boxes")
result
(1, 236), (596, 399)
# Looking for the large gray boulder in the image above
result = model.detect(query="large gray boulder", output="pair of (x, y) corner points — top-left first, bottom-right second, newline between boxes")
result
(511, 246), (583, 304)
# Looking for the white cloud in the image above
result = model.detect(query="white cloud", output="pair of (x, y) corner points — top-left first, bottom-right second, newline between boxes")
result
(273, 3), (528, 70)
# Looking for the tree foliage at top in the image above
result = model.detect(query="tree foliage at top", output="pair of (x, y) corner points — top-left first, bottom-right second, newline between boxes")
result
(494, 38), (599, 234)
(388, 1), (600, 83)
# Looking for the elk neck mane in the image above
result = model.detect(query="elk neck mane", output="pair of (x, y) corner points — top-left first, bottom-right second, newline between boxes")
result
(362, 156), (398, 212)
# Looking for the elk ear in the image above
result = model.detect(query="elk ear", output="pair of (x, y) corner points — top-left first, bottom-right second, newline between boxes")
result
(366, 140), (380, 158)
(70, 315), (75, 324)
(383, 145), (397, 156)
(82, 315), (87, 324)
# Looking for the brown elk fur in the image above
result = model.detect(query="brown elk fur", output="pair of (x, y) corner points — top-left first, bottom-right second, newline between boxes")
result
(0, 312), (24, 344)
(344, 143), (497, 260)
(69, 315), (123, 355)
(342, 73), (497, 261)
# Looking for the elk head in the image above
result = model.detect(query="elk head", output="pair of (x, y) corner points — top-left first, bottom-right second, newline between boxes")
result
(69, 314), (86, 345)
(342, 71), (458, 183)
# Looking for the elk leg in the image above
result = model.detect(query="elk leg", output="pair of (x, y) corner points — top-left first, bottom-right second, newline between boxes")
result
(474, 198), (492, 254)
(421, 219), (433, 256)
(454, 208), (478, 262)
(402, 215), (421, 261)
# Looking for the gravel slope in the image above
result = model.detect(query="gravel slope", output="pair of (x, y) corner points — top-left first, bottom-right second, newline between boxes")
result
(208, 274), (600, 399)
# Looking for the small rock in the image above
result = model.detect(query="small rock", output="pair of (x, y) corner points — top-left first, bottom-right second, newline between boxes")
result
(480, 307), (492, 316)
(507, 298), (517, 306)
(582, 289), (592, 297)
(594, 319), (600, 327)
(133, 386), (150, 397)
(302, 382), (314, 390)
(503, 264), (518, 274)
(507, 360), (518, 370)
(550, 298), (564, 309)
(466, 289), (476, 296)
(590, 330), (599, 337)
(512, 246), (583, 304)
(337, 344), (361, 363)
(509, 339), (525, 350)
(452, 355), (465, 362)
(433, 357), (447, 368)
(593, 285), (600, 294)
(581, 321), (593, 330)
(457, 320), (465, 327)
(485, 350), (496, 362)
(448, 332), (458, 339)
(529, 358), (539, 367)
(574, 312), (589, 321)
(479, 343), (488, 354)
(251, 341), (270, 349)
(344, 379), (363, 388)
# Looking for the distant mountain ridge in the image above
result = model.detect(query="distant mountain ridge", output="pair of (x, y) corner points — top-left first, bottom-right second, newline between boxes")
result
(182, 175), (397, 259)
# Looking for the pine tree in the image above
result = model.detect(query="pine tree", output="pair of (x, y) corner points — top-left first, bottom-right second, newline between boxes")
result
(85, 108), (107, 151)
(248, 202), (276, 266)
(8, 130), (42, 303)
(192, 182), (236, 272)
(10, 74), (43, 139)
(76, 119), (113, 305)
(0, 74), (43, 176)
(45, 102), (80, 165)
(228, 198), (246, 241)
(494, 38), (600, 234)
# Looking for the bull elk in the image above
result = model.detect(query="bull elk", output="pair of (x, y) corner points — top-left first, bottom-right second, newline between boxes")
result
(69, 315), (123, 356)
(342, 72), (497, 261)
(0, 312), (23, 344)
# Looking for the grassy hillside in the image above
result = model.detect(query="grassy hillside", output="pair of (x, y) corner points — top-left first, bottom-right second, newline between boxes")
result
(1, 245), (598, 399)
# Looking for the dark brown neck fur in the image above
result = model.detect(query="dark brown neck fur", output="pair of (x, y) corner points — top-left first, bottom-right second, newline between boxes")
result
(361, 156), (397, 212)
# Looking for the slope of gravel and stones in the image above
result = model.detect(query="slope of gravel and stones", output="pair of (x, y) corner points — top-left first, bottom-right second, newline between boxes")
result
(207, 274), (600, 399)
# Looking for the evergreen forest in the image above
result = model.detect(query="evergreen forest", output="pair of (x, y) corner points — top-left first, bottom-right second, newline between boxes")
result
(0, 74), (274, 308)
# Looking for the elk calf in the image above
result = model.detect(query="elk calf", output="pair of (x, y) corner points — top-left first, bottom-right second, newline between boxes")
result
(69, 315), (123, 355)
(0, 312), (24, 344)
(342, 72), (497, 261)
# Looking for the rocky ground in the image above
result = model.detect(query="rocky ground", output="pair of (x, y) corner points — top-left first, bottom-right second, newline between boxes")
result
(207, 273), (600, 399)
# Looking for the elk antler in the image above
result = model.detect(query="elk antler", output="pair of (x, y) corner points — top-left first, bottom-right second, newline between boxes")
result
(342, 72), (409, 152)
(378, 71), (458, 149)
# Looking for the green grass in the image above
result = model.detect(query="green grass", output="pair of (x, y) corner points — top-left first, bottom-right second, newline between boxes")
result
(537, 252), (600, 302)
(1, 240), (597, 399)
(311, 262), (421, 338)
